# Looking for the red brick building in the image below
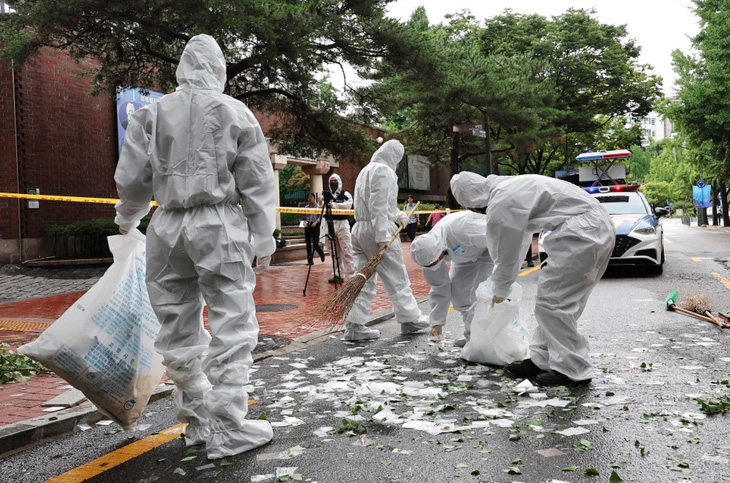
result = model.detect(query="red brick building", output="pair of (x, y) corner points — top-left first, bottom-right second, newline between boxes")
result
(0, 46), (448, 264)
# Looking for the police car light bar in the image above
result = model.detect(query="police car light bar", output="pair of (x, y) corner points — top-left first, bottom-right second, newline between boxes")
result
(584, 184), (640, 194)
(575, 149), (632, 162)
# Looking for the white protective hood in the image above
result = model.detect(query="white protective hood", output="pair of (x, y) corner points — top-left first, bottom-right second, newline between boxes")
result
(370, 140), (404, 171)
(176, 34), (227, 92)
(450, 172), (508, 209)
(328, 173), (343, 195)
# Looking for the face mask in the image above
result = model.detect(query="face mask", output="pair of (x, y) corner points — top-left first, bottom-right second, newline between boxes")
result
(329, 182), (338, 191)
(421, 250), (447, 271)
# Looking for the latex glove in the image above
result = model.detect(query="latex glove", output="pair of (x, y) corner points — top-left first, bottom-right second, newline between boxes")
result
(429, 325), (442, 342)
(378, 242), (389, 252)
(491, 295), (505, 308)
(396, 211), (410, 228)
(253, 255), (271, 274)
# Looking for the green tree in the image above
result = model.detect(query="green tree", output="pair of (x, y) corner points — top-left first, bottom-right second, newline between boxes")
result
(0, 0), (410, 160)
(663, 0), (730, 224)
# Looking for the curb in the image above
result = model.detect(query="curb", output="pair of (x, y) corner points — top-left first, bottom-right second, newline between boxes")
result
(0, 302), (418, 457)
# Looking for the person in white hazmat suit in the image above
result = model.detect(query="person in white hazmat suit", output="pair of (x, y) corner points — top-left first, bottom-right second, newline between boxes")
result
(343, 140), (429, 341)
(450, 172), (614, 386)
(114, 34), (275, 459)
(326, 173), (356, 281)
(410, 210), (494, 347)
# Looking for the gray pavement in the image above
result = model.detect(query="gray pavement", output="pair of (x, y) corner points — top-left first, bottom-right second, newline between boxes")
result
(0, 264), (106, 304)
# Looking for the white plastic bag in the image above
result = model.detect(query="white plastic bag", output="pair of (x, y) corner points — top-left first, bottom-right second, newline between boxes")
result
(461, 277), (529, 366)
(19, 230), (165, 429)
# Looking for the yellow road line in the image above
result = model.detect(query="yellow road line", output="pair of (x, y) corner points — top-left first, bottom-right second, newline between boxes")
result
(45, 424), (186, 482)
(692, 257), (703, 263)
(664, 238), (673, 244)
(712, 272), (730, 291)
(519, 265), (541, 276)
(46, 399), (258, 482)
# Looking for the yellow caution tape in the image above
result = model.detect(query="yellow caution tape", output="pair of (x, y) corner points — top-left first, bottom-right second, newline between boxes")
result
(0, 192), (451, 215)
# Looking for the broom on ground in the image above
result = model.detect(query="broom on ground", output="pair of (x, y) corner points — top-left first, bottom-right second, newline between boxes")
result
(313, 202), (420, 325)
(664, 288), (725, 326)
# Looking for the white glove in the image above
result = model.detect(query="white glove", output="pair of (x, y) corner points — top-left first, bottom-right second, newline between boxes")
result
(397, 212), (410, 228)
(119, 227), (129, 235)
(253, 255), (271, 274)
(378, 242), (389, 251)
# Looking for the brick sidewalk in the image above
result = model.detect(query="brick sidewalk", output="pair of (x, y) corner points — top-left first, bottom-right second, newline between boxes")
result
(0, 242), (430, 428)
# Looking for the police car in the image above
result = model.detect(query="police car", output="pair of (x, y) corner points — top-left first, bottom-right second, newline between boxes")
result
(538, 185), (668, 273)
(538, 150), (669, 274)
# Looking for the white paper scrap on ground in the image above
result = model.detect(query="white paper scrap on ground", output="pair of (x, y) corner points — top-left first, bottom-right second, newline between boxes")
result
(599, 396), (629, 406)
(401, 420), (469, 435)
(275, 467), (298, 478)
(555, 427), (590, 436)
(313, 426), (334, 438)
(489, 419), (515, 428)
(515, 379), (537, 395)
(573, 419), (600, 426)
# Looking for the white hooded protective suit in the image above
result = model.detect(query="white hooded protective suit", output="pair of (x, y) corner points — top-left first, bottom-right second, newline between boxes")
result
(344, 140), (427, 337)
(411, 210), (493, 340)
(450, 173), (614, 381)
(327, 173), (356, 279)
(114, 34), (275, 459)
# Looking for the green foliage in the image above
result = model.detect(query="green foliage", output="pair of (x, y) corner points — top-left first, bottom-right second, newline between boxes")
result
(697, 395), (730, 415)
(361, 7), (661, 180)
(44, 217), (151, 258)
(0, 343), (50, 384)
(0, 0), (408, 160)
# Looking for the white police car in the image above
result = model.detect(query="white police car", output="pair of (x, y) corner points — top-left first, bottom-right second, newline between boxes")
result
(538, 184), (669, 274)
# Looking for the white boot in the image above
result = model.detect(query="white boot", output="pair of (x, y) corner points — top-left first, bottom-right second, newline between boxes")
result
(343, 326), (380, 341)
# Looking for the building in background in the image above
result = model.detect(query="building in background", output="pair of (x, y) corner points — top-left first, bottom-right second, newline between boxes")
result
(0, 43), (448, 263)
(627, 111), (675, 147)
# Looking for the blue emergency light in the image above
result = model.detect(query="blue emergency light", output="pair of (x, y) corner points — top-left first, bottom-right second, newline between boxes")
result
(576, 149), (632, 162)
(584, 184), (640, 194)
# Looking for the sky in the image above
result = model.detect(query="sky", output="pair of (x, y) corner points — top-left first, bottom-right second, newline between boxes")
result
(384, 0), (701, 96)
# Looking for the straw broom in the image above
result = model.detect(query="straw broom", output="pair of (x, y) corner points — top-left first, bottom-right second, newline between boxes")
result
(314, 202), (420, 324)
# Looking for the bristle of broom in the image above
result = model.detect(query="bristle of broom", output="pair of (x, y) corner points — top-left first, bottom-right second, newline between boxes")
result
(682, 291), (710, 314)
(664, 288), (679, 309)
(313, 250), (386, 324)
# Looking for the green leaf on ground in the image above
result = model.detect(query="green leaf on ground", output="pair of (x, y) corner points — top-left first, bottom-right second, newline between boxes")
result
(585, 468), (599, 475)
(609, 470), (624, 482)
(562, 466), (579, 472)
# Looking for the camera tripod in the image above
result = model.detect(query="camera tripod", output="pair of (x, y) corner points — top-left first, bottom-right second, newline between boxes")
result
(303, 195), (343, 295)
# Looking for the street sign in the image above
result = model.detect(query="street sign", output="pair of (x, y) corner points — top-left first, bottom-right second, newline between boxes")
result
(697, 180), (705, 188)
(452, 124), (478, 132)
(472, 129), (487, 138)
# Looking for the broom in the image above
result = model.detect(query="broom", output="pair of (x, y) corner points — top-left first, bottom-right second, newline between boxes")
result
(664, 288), (723, 326)
(313, 202), (420, 324)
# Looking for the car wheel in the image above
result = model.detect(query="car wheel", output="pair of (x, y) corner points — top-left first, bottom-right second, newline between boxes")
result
(650, 261), (663, 275)
(661, 247), (665, 263)
(539, 253), (548, 264)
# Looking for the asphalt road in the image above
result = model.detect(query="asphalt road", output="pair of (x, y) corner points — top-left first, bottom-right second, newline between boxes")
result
(3, 218), (730, 483)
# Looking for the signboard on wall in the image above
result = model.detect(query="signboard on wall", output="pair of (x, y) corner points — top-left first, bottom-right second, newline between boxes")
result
(396, 153), (431, 191)
(116, 87), (165, 155)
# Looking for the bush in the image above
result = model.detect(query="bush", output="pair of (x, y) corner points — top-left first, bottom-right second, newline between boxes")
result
(44, 217), (151, 259)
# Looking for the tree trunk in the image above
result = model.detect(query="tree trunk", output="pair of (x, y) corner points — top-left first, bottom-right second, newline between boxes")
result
(448, 127), (461, 209)
(720, 178), (729, 227)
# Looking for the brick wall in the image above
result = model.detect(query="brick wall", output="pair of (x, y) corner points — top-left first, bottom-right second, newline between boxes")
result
(0, 46), (118, 244)
(0, 57), (19, 242)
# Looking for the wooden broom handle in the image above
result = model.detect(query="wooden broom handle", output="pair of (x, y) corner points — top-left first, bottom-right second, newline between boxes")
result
(672, 305), (720, 324)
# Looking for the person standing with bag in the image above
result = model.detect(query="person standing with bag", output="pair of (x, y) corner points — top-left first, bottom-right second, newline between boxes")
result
(114, 34), (276, 459)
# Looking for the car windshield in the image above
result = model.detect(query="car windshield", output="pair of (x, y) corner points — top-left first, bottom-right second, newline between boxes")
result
(594, 194), (648, 215)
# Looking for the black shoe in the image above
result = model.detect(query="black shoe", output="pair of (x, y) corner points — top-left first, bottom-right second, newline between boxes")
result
(505, 359), (546, 378)
(535, 370), (591, 386)
(328, 276), (344, 284)
(320, 252), (326, 262)
(527, 261), (534, 267)
(307, 258), (313, 265)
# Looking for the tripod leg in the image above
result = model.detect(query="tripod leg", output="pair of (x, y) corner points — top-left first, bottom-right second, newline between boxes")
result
(303, 261), (313, 295)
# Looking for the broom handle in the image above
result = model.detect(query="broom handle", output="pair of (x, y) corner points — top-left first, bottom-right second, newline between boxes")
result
(703, 310), (729, 328)
(672, 305), (719, 324)
(379, 202), (420, 254)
